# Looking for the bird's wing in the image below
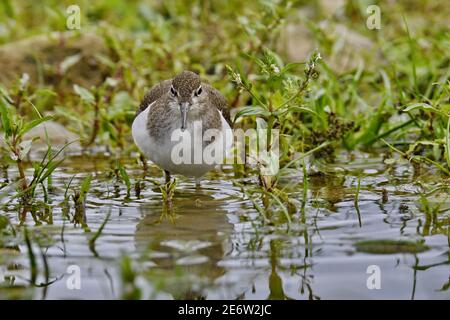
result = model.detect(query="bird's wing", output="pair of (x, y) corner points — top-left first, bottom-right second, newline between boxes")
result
(204, 83), (232, 128)
(136, 79), (171, 116)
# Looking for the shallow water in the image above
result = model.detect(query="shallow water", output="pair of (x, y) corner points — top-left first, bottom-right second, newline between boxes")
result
(0, 152), (449, 300)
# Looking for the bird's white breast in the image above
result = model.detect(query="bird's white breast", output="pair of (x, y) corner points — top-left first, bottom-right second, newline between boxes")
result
(132, 103), (232, 178)
(132, 103), (155, 159)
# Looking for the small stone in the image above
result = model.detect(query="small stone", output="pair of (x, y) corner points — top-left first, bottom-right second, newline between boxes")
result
(23, 120), (81, 158)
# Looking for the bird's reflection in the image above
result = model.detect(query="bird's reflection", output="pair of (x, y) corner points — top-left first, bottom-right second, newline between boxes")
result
(134, 189), (234, 299)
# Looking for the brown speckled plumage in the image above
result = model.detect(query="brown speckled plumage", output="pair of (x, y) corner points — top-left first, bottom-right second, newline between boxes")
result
(203, 84), (231, 126)
(172, 71), (201, 102)
(137, 79), (171, 116)
(137, 71), (231, 126)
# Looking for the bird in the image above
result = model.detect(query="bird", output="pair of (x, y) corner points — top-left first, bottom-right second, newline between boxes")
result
(132, 70), (233, 185)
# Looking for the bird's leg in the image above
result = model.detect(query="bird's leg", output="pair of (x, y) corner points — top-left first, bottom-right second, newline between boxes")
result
(195, 177), (201, 188)
(164, 170), (171, 184)
(139, 153), (148, 173)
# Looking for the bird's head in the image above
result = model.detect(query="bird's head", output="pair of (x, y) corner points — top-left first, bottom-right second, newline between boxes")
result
(169, 71), (204, 131)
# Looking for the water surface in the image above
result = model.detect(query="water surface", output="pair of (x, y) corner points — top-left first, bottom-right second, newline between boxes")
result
(0, 152), (449, 299)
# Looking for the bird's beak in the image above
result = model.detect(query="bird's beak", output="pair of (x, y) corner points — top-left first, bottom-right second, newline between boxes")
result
(180, 102), (189, 131)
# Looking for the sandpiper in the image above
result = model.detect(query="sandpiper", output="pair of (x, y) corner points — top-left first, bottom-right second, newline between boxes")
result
(132, 71), (233, 184)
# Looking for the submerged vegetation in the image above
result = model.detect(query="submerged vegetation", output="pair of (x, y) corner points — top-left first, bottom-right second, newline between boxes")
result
(0, 0), (449, 299)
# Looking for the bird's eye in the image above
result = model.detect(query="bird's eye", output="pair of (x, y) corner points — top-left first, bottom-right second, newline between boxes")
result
(195, 86), (202, 96)
(170, 86), (177, 96)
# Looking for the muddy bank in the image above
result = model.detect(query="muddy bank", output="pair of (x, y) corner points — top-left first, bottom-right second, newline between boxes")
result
(0, 31), (110, 88)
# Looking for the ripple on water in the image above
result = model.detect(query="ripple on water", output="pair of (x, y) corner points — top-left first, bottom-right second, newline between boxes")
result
(0, 154), (448, 299)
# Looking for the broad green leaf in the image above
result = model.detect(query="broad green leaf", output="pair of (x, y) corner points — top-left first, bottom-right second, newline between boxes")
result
(384, 158), (396, 165)
(110, 91), (134, 118)
(0, 97), (12, 136)
(105, 77), (119, 87)
(271, 91), (284, 110)
(281, 62), (304, 74)
(94, 54), (115, 68)
(234, 106), (271, 123)
(74, 84), (95, 103)
(80, 174), (92, 197)
(282, 106), (320, 118)
(54, 106), (84, 123)
(403, 103), (448, 117)
(60, 54), (82, 73)
(403, 103), (435, 112)
(18, 116), (53, 137)
(34, 88), (57, 97)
